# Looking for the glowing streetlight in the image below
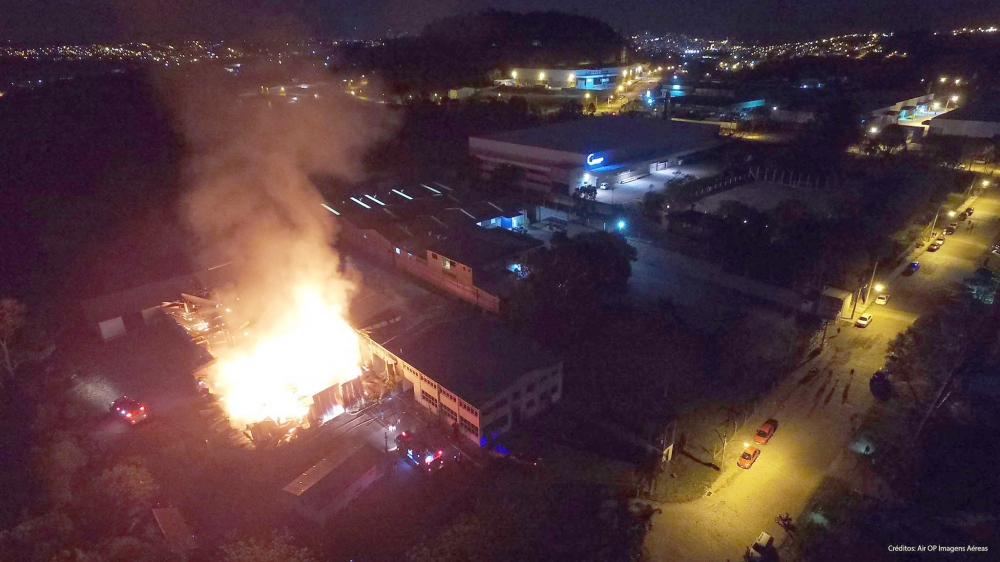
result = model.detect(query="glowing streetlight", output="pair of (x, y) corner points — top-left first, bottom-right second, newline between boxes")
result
(869, 126), (879, 134)
(617, 85), (624, 92)
(954, 78), (961, 85)
(939, 76), (947, 83)
(874, 283), (885, 293)
(983, 180), (991, 187)
(538, 72), (546, 81)
(950, 95), (959, 102)
(584, 92), (590, 99)
(511, 70), (517, 79)
(617, 220), (626, 230)
(932, 102), (941, 110)
(948, 210), (957, 218)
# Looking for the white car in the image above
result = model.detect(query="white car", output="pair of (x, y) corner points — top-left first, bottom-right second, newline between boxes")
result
(875, 294), (890, 305)
(855, 314), (873, 328)
(748, 531), (774, 561)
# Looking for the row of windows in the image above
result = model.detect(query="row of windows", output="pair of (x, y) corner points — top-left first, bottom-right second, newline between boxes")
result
(459, 416), (478, 436)
(481, 396), (509, 416)
(440, 403), (458, 422)
(458, 401), (478, 418)
(419, 375), (438, 390)
(420, 389), (438, 408)
(441, 388), (457, 403)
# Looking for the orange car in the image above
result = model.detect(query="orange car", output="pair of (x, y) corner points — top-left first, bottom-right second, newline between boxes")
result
(753, 419), (778, 445)
(737, 446), (760, 469)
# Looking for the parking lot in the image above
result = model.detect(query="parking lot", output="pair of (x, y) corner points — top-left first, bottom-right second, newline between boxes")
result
(593, 162), (719, 206)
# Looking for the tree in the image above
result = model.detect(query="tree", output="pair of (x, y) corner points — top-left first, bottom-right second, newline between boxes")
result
(0, 298), (26, 386)
(867, 124), (908, 156)
(559, 98), (582, 116)
(92, 460), (159, 534)
(508, 231), (637, 345)
(0, 512), (75, 562)
(587, 102), (597, 115)
(221, 532), (318, 562)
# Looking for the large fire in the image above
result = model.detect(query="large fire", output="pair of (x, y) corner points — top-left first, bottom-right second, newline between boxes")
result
(208, 287), (361, 429)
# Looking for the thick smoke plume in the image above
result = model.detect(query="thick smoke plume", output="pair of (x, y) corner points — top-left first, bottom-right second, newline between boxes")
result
(161, 64), (395, 426)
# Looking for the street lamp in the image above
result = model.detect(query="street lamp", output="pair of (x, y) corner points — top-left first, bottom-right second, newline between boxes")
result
(939, 76), (947, 83)
(511, 70), (517, 79)
(874, 283), (885, 293)
(869, 126), (879, 135)
(946, 95), (959, 109)
(932, 102), (941, 111)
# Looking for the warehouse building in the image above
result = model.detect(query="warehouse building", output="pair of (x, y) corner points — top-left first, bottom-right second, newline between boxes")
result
(329, 183), (539, 313)
(361, 316), (563, 446)
(928, 100), (1000, 139)
(469, 116), (723, 196)
(503, 65), (635, 90)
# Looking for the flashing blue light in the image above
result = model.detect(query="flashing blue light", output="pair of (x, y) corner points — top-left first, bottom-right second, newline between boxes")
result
(647, 98), (654, 105)
(479, 437), (488, 447)
(645, 90), (651, 97)
(617, 220), (626, 230)
(425, 454), (434, 464)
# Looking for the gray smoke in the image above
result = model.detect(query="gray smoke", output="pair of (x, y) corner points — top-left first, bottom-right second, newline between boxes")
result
(163, 64), (395, 327)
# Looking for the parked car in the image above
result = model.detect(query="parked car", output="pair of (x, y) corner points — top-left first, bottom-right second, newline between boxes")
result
(928, 241), (942, 252)
(904, 261), (920, 275)
(937, 235), (946, 244)
(110, 396), (148, 425)
(737, 445), (761, 469)
(945, 226), (957, 235)
(747, 531), (776, 561)
(875, 294), (890, 305)
(958, 212), (968, 221)
(753, 419), (778, 445)
(966, 207), (974, 216)
(855, 313), (873, 328)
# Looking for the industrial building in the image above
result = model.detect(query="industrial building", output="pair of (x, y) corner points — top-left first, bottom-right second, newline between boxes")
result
(469, 117), (724, 196)
(81, 265), (232, 341)
(284, 443), (385, 524)
(928, 100), (1000, 139)
(329, 183), (539, 313)
(502, 65), (636, 90)
(362, 316), (563, 446)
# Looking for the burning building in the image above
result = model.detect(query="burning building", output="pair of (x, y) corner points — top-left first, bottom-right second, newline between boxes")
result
(156, 61), (394, 444)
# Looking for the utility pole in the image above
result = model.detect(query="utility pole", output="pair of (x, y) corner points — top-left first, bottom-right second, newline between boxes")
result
(864, 258), (879, 304)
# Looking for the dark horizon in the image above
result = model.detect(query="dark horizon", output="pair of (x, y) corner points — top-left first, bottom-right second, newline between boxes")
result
(1, 0), (997, 46)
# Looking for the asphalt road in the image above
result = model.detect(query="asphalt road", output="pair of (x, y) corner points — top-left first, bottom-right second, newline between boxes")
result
(644, 185), (1000, 561)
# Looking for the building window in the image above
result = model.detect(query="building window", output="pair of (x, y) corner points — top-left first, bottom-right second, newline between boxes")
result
(420, 389), (438, 408)
(459, 417), (478, 435)
(458, 401), (479, 418)
(441, 403), (458, 422)
(431, 253), (438, 259)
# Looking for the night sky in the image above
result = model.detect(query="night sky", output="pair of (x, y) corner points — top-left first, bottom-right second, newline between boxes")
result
(1, 0), (998, 44)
